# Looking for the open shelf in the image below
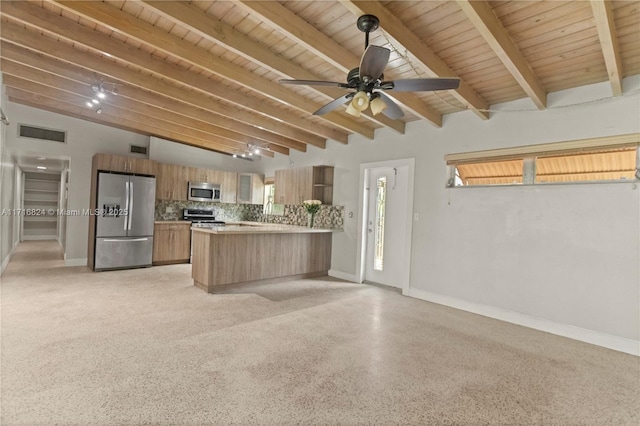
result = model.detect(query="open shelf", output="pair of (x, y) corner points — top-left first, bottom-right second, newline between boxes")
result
(22, 172), (60, 241)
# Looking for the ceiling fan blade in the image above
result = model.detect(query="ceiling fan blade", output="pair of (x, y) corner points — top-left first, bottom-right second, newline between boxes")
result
(279, 79), (348, 88)
(314, 93), (353, 115)
(377, 92), (404, 119)
(359, 45), (390, 81)
(384, 78), (460, 92)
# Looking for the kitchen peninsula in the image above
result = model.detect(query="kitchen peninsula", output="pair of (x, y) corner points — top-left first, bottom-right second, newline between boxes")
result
(191, 223), (332, 293)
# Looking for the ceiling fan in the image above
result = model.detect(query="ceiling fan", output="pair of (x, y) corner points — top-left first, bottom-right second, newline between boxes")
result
(279, 15), (460, 119)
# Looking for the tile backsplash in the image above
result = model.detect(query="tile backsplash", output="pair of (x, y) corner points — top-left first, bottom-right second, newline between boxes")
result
(156, 200), (344, 229)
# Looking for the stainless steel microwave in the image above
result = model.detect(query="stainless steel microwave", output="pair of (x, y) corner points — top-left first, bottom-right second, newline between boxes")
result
(188, 182), (221, 202)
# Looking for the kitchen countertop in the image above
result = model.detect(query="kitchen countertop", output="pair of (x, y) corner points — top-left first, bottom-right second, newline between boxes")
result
(154, 220), (191, 224)
(191, 221), (333, 234)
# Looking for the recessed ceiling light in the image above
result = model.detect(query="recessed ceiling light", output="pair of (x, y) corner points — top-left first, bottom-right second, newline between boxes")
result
(37, 166), (47, 170)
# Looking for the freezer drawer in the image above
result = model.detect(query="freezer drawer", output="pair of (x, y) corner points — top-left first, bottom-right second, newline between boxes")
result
(94, 236), (153, 271)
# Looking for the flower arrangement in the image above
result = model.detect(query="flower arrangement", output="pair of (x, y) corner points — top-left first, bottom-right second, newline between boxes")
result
(302, 199), (322, 228)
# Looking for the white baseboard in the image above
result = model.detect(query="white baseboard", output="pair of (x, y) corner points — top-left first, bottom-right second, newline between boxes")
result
(328, 269), (359, 283)
(22, 235), (58, 241)
(407, 288), (639, 356)
(1, 246), (16, 274)
(65, 258), (87, 267)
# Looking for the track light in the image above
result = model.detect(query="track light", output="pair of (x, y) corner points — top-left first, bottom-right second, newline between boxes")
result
(233, 154), (237, 158)
(91, 99), (99, 104)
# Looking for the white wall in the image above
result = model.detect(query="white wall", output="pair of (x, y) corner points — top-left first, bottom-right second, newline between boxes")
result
(0, 73), (18, 273)
(259, 76), (640, 353)
(5, 102), (149, 265)
(149, 137), (264, 173)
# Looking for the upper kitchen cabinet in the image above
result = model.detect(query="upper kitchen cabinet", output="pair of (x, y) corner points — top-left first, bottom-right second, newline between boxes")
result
(274, 166), (334, 205)
(156, 163), (189, 201)
(220, 171), (238, 204)
(188, 167), (216, 183)
(237, 173), (264, 205)
(93, 153), (157, 176)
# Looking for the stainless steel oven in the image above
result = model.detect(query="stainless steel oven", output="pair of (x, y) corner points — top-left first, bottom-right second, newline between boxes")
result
(188, 181), (221, 202)
(183, 209), (225, 263)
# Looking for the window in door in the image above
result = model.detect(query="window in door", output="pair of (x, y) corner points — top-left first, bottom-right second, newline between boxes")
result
(374, 176), (386, 271)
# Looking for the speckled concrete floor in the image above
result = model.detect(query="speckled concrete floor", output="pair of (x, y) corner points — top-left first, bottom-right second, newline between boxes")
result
(1, 241), (638, 425)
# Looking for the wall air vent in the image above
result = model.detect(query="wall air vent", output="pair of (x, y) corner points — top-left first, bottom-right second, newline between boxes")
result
(130, 144), (148, 156)
(18, 124), (66, 143)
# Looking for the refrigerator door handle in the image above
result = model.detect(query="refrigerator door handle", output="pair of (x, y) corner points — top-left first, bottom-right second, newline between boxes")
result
(124, 181), (130, 231)
(103, 238), (149, 242)
(128, 180), (134, 230)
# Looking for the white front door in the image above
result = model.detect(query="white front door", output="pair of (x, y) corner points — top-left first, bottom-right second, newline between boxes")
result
(364, 166), (409, 288)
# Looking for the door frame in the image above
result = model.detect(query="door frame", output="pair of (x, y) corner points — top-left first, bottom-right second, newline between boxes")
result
(355, 158), (415, 295)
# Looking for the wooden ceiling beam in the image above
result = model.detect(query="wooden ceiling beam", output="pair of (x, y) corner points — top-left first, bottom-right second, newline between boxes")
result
(1, 64), (283, 157)
(140, 0), (404, 135)
(52, 0), (371, 140)
(0, 1), (344, 145)
(0, 44), (303, 153)
(457, 0), (547, 109)
(342, 0), (491, 119)
(234, 0), (445, 127)
(4, 82), (274, 158)
(590, 0), (623, 96)
(0, 20), (328, 149)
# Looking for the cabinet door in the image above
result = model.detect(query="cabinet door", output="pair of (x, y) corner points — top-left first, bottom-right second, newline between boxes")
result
(173, 166), (189, 201)
(94, 154), (128, 173)
(129, 157), (157, 176)
(237, 174), (252, 204)
(274, 169), (287, 204)
(153, 223), (191, 263)
(296, 167), (313, 204)
(251, 174), (264, 204)
(189, 167), (208, 182)
(220, 171), (237, 203)
(156, 163), (174, 200)
(93, 154), (156, 175)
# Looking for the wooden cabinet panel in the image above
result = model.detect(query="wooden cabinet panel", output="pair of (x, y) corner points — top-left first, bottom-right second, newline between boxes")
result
(153, 222), (191, 264)
(189, 167), (210, 182)
(274, 169), (287, 204)
(93, 154), (157, 175)
(156, 163), (188, 200)
(274, 166), (333, 205)
(237, 173), (264, 204)
(220, 171), (237, 203)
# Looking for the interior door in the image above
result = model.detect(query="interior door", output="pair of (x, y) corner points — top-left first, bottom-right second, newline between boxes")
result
(95, 172), (128, 238)
(364, 166), (408, 288)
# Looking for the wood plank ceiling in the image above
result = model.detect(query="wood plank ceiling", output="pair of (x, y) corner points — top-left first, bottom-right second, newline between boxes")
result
(1, 1), (638, 158)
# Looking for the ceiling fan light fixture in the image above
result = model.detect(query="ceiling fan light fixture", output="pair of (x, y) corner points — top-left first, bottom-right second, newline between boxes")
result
(370, 96), (387, 116)
(352, 91), (369, 111)
(345, 102), (361, 117)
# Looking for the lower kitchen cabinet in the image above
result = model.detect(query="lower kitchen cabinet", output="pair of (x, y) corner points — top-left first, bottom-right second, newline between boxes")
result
(153, 222), (191, 265)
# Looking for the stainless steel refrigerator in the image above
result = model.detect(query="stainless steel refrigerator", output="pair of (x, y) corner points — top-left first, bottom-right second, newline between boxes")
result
(94, 172), (156, 271)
